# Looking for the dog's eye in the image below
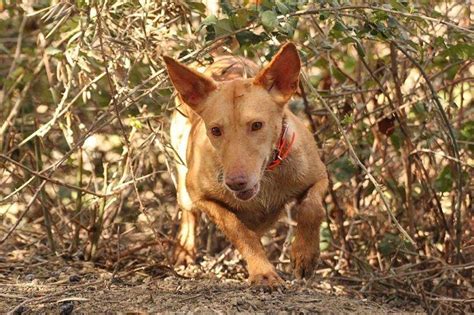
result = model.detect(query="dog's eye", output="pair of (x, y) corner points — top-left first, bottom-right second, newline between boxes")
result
(210, 127), (222, 137)
(251, 122), (263, 131)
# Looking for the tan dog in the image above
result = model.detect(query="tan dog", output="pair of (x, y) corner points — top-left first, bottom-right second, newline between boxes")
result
(164, 43), (328, 287)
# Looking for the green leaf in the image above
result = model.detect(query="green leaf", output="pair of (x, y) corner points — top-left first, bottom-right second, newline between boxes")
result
(389, 0), (408, 11)
(319, 222), (332, 252)
(319, 12), (329, 20)
(202, 15), (217, 26)
(220, 1), (235, 16)
(214, 19), (233, 37)
(343, 55), (356, 72)
(332, 68), (347, 83)
(275, 0), (289, 14)
(331, 156), (357, 182)
(342, 114), (354, 125)
(329, 20), (345, 39)
(284, 23), (294, 37)
(411, 101), (427, 121)
(434, 166), (453, 193)
(320, 40), (334, 50)
(128, 115), (143, 130)
(231, 9), (250, 29)
(379, 233), (411, 257)
(157, 88), (172, 97)
(187, 2), (206, 14)
(459, 120), (474, 153)
(460, 120), (474, 140)
(354, 39), (366, 57)
(261, 10), (278, 31)
(434, 36), (446, 48)
(390, 128), (403, 151)
(236, 31), (265, 46)
(443, 44), (474, 60)
(431, 10), (443, 18)
(446, 64), (459, 81)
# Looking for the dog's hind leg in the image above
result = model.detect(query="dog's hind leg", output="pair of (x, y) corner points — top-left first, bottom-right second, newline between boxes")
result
(173, 163), (200, 266)
(170, 108), (199, 266)
(174, 207), (200, 266)
(291, 177), (328, 279)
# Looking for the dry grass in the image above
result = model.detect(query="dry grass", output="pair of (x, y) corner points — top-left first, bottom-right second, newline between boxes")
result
(0, 1), (472, 313)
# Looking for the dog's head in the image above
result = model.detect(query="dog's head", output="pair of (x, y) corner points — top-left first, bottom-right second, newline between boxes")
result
(164, 43), (300, 201)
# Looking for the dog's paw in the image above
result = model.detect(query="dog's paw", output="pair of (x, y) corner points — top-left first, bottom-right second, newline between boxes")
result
(249, 269), (284, 291)
(291, 246), (319, 279)
(173, 246), (196, 267)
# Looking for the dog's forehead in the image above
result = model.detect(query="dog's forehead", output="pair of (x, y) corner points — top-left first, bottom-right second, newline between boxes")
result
(216, 78), (252, 95)
(219, 79), (272, 106)
(203, 79), (275, 122)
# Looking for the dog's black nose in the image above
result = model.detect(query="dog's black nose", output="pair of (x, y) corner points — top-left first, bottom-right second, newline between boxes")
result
(225, 177), (248, 191)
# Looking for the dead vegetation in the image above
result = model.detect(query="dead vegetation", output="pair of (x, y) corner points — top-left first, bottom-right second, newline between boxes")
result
(0, 1), (473, 313)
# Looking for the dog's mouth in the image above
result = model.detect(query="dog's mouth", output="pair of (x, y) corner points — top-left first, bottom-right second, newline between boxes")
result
(234, 183), (259, 201)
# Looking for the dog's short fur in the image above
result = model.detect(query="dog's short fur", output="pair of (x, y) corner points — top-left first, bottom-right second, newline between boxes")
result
(164, 43), (328, 287)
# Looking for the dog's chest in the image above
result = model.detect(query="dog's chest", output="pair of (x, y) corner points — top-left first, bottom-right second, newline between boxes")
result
(230, 161), (308, 218)
(262, 164), (306, 204)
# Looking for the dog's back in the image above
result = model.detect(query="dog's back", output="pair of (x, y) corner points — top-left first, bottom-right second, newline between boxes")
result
(203, 55), (259, 82)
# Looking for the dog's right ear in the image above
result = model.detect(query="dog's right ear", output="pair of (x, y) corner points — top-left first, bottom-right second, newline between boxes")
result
(163, 56), (217, 109)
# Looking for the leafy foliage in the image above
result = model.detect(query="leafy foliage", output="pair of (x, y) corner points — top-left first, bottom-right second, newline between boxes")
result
(0, 0), (472, 312)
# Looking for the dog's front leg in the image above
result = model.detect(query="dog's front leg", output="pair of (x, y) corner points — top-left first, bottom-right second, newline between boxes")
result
(291, 178), (328, 279)
(196, 199), (283, 288)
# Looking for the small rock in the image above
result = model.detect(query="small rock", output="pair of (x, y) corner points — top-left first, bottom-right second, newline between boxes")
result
(111, 277), (124, 285)
(11, 305), (28, 315)
(59, 301), (74, 315)
(69, 274), (81, 283)
(24, 274), (35, 282)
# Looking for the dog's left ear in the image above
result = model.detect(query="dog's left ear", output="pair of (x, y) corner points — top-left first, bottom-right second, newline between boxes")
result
(254, 42), (301, 104)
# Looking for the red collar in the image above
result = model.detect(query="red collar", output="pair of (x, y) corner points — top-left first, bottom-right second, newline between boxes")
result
(267, 120), (296, 171)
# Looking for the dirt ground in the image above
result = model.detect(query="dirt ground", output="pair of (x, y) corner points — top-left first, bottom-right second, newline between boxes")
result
(1, 277), (399, 314)
(0, 243), (422, 314)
